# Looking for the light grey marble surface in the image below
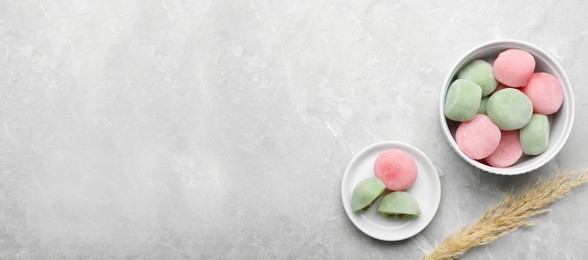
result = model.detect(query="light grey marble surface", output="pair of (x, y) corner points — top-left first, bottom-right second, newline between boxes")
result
(2, 0), (588, 259)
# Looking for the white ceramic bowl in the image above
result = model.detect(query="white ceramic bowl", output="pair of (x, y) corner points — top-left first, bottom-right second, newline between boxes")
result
(440, 40), (575, 175)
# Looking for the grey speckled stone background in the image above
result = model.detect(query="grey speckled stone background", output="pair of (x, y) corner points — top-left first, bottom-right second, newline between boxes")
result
(1, 0), (588, 259)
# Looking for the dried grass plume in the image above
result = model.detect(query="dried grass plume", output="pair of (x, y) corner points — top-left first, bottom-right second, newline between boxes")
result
(425, 170), (588, 260)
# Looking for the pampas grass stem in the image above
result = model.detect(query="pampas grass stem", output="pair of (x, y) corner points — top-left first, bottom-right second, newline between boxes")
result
(425, 170), (588, 260)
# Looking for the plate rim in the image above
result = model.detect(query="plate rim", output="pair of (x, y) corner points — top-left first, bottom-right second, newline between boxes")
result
(341, 140), (441, 241)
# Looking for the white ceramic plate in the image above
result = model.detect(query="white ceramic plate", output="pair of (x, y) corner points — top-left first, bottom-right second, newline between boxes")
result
(341, 141), (441, 241)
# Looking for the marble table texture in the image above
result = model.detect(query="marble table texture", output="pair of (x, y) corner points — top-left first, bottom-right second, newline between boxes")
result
(2, 0), (588, 259)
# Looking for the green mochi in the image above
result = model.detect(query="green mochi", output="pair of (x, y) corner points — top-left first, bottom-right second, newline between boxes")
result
(377, 191), (421, 219)
(477, 96), (490, 114)
(444, 79), (482, 122)
(457, 59), (498, 96)
(351, 177), (386, 212)
(487, 88), (533, 130)
(520, 114), (550, 155)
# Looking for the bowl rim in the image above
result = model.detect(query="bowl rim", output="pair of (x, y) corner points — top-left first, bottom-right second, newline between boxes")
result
(439, 39), (575, 175)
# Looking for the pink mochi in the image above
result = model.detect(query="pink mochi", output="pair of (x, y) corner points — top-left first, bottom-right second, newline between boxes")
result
(521, 72), (564, 115)
(456, 114), (501, 160)
(374, 149), (418, 191)
(493, 49), (535, 87)
(485, 130), (523, 168)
